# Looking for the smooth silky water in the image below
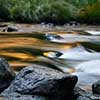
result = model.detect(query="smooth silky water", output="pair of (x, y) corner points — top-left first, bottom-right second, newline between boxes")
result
(0, 29), (100, 88)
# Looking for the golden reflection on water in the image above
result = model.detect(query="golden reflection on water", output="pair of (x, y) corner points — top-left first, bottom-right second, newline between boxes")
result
(0, 31), (78, 71)
(0, 52), (34, 59)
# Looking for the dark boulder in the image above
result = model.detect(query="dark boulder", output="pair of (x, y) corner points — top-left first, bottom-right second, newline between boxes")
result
(0, 58), (15, 93)
(92, 80), (100, 94)
(2, 64), (78, 100)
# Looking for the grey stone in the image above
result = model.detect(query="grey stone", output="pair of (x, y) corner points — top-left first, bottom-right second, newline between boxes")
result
(74, 87), (100, 100)
(0, 95), (48, 100)
(2, 64), (78, 100)
(0, 58), (15, 93)
(92, 80), (100, 94)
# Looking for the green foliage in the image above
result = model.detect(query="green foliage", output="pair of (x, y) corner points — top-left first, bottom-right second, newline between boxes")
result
(49, 1), (78, 24)
(78, 1), (100, 24)
(0, 0), (99, 24)
(0, 0), (10, 20)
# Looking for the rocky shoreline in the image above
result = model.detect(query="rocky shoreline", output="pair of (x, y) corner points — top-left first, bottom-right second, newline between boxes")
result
(0, 57), (100, 100)
(0, 22), (100, 33)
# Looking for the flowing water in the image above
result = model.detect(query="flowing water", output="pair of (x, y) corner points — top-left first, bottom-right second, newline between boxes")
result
(0, 24), (100, 87)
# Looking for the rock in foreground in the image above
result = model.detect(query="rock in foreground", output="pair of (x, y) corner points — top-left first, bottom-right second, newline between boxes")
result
(2, 64), (78, 100)
(0, 94), (48, 100)
(74, 87), (100, 100)
(92, 80), (100, 94)
(0, 58), (15, 93)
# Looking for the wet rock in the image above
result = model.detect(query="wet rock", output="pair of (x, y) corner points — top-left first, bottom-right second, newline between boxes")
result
(43, 51), (63, 58)
(45, 33), (63, 40)
(45, 23), (54, 28)
(0, 58), (15, 93)
(74, 87), (100, 100)
(3, 26), (18, 32)
(41, 22), (55, 28)
(64, 21), (80, 27)
(2, 64), (78, 100)
(92, 80), (100, 94)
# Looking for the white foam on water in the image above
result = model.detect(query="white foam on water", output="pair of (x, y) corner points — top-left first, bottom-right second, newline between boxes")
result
(75, 60), (100, 75)
(43, 45), (100, 84)
(71, 60), (100, 85)
(44, 45), (100, 61)
(59, 46), (100, 60)
(59, 52), (100, 60)
(47, 33), (100, 43)
(85, 30), (100, 35)
(72, 72), (99, 85)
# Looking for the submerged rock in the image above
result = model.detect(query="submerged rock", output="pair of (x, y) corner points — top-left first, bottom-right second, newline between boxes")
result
(2, 64), (78, 100)
(45, 33), (63, 40)
(0, 58), (15, 93)
(92, 80), (100, 94)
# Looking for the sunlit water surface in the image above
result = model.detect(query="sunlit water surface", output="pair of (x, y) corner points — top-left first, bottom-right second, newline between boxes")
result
(0, 27), (100, 87)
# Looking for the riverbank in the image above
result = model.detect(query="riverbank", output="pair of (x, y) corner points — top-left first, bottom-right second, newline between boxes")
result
(0, 22), (100, 33)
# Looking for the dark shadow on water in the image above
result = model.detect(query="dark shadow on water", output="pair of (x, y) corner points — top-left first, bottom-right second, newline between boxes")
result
(81, 42), (100, 52)
(0, 32), (46, 39)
